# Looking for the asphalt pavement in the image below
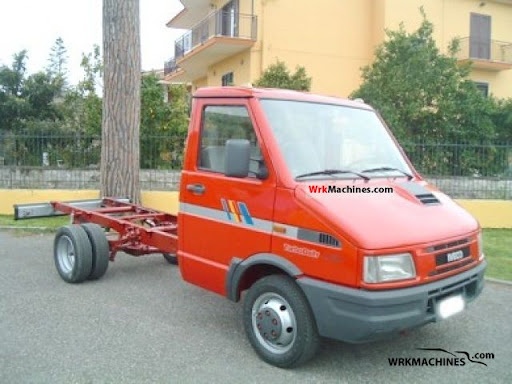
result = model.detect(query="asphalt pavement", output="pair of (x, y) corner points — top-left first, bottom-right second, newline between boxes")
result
(1, 230), (511, 384)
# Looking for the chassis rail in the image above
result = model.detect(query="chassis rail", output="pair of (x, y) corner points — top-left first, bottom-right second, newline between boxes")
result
(14, 198), (178, 261)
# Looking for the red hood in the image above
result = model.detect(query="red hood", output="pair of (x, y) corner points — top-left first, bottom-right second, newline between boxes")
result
(295, 180), (479, 250)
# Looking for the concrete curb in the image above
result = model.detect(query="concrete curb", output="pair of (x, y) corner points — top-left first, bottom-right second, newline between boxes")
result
(485, 277), (512, 286)
(0, 226), (54, 231)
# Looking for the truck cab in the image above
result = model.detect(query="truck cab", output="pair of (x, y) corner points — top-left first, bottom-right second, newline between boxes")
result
(177, 87), (486, 367)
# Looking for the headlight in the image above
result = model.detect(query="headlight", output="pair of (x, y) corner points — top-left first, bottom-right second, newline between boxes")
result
(477, 232), (485, 260)
(363, 253), (416, 283)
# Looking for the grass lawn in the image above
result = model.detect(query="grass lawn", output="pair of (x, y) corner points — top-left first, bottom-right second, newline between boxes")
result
(0, 215), (70, 233)
(482, 229), (512, 282)
(0, 215), (510, 281)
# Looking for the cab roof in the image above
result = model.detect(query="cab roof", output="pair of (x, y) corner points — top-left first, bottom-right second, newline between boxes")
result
(193, 86), (373, 110)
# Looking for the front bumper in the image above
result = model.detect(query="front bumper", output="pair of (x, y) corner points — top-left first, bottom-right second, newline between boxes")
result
(297, 260), (486, 343)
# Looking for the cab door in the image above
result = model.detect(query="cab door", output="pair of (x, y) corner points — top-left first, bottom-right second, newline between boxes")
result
(179, 98), (276, 296)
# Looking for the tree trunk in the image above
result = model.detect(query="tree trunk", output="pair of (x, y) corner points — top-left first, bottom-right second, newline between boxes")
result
(101, 0), (141, 203)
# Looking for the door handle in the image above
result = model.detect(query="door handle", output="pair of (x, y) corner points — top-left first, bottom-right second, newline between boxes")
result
(186, 183), (206, 194)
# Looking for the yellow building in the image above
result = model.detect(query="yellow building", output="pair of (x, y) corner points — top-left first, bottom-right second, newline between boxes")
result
(164, 0), (512, 98)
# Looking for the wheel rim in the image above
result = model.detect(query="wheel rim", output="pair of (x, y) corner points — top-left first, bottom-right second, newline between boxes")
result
(56, 235), (75, 274)
(251, 292), (297, 354)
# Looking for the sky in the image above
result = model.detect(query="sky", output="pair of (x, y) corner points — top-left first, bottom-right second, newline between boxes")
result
(0, 0), (186, 85)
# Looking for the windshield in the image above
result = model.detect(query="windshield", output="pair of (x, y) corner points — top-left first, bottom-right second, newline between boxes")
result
(260, 99), (412, 179)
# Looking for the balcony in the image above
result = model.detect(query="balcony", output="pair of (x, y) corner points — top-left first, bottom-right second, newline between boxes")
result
(164, 58), (180, 76)
(164, 9), (257, 81)
(455, 37), (512, 71)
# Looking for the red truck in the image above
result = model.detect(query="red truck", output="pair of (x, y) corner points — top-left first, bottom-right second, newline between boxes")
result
(15, 87), (486, 368)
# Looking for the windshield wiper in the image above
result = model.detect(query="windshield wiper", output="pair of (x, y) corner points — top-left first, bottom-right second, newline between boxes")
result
(295, 169), (370, 181)
(361, 166), (413, 180)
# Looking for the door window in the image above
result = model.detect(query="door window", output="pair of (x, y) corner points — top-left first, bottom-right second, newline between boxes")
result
(199, 105), (261, 174)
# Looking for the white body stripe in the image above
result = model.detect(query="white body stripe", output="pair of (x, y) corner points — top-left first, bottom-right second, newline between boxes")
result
(180, 202), (273, 233)
(179, 202), (340, 248)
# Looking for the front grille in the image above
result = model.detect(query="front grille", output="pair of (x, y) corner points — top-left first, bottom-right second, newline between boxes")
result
(425, 237), (473, 277)
(429, 258), (474, 276)
(435, 246), (471, 266)
(428, 238), (469, 253)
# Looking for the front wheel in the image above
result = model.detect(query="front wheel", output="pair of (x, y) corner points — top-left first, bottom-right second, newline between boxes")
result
(243, 275), (320, 368)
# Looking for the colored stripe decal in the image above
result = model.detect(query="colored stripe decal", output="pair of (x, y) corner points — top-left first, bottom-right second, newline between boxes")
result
(181, 202), (272, 233)
(220, 198), (231, 220)
(227, 200), (240, 222)
(238, 202), (254, 225)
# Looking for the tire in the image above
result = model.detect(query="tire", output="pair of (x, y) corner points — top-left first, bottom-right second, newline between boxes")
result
(163, 253), (178, 265)
(54, 225), (93, 284)
(243, 275), (320, 368)
(81, 223), (110, 280)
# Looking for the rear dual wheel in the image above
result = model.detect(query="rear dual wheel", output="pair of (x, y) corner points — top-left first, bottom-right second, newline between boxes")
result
(81, 223), (110, 280)
(54, 224), (109, 283)
(163, 253), (178, 265)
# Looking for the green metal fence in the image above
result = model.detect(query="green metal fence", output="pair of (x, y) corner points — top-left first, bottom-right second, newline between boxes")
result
(0, 132), (185, 191)
(402, 141), (512, 178)
(0, 132), (185, 170)
(1, 132), (511, 198)
(402, 142), (512, 199)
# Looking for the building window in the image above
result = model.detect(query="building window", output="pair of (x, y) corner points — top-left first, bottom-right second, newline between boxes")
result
(474, 82), (489, 97)
(222, 72), (234, 86)
(219, 0), (239, 37)
(470, 13), (491, 60)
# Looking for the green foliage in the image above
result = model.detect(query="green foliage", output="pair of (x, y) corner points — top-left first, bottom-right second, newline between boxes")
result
(47, 37), (68, 79)
(0, 93), (28, 132)
(1, 49), (65, 128)
(0, 44), (100, 167)
(0, 45), (191, 170)
(58, 46), (103, 136)
(0, 51), (29, 131)
(78, 45), (102, 94)
(351, 9), (508, 176)
(23, 72), (63, 121)
(46, 37), (68, 94)
(60, 89), (101, 135)
(0, 50), (28, 97)
(167, 83), (190, 135)
(141, 74), (170, 135)
(140, 74), (189, 169)
(490, 97), (512, 143)
(254, 60), (311, 91)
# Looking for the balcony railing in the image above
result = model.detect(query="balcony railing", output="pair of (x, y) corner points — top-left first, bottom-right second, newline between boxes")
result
(164, 10), (257, 75)
(164, 58), (178, 75)
(455, 37), (512, 67)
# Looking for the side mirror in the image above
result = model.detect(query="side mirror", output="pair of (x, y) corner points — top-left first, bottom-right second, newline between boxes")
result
(251, 156), (269, 180)
(225, 139), (250, 178)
